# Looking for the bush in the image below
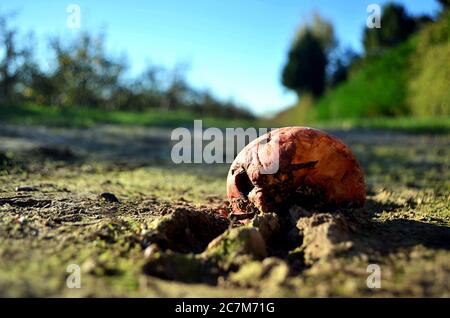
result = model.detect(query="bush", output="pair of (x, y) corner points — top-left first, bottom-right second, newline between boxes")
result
(313, 40), (414, 120)
(408, 13), (450, 116)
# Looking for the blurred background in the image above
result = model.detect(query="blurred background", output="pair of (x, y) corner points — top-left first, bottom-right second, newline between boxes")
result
(0, 0), (448, 130)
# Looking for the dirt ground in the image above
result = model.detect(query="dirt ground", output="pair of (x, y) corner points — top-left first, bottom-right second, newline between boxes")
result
(0, 123), (449, 297)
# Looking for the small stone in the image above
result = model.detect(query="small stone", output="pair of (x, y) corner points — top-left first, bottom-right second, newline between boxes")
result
(144, 244), (160, 259)
(100, 192), (119, 203)
(81, 258), (97, 274)
(17, 216), (28, 225)
(16, 185), (37, 192)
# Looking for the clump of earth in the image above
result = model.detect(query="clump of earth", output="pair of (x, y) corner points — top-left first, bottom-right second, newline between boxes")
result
(141, 201), (385, 287)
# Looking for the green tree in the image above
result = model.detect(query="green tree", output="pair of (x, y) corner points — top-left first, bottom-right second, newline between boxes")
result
(295, 13), (337, 54)
(327, 48), (360, 88)
(438, 0), (450, 9)
(408, 11), (450, 116)
(363, 3), (416, 56)
(0, 11), (254, 119)
(0, 13), (33, 103)
(45, 33), (126, 108)
(282, 30), (327, 97)
(282, 14), (335, 98)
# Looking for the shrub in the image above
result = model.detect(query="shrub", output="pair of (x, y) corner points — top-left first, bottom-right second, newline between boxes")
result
(408, 13), (450, 116)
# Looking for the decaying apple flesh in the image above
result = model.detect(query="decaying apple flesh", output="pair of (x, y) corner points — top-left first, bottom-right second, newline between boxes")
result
(227, 127), (366, 217)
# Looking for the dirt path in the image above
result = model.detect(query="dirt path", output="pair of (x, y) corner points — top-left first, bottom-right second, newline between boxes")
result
(0, 124), (449, 297)
(2, 123), (448, 163)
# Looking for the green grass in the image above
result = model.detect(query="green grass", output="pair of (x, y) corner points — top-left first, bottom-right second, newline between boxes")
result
(0, 103), (257, 128)
(315, 40), (415, 119)
(312, 116), (450, 134)
(1, 102), (449, 134)
(275, 110), (450, 133)
(277, 39), (417, 126)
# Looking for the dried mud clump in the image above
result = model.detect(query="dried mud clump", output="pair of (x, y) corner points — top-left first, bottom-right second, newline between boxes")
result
(141, 208), (268, 283)
(140, 202), (374, 285)
(227, 127), (366, 218)
(291, 206), (369, 264)
(141, 206), (229, 254)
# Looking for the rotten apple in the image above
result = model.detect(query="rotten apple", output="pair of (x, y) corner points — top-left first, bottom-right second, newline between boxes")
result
(227, 127), (365, 218)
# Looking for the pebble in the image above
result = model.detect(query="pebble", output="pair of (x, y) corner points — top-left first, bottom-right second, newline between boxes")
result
(17, 216), (28, 225)
(144, 244), (160, 258)
(16, 185), (38, 192)
(100, 192), (120, 203)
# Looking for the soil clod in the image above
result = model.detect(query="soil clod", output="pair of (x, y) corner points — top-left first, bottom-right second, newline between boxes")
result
(16, 185), (38, 192)
(0, 197), (52, 208)
(100, 192), (120, 203)
(142, 206), (229, 254)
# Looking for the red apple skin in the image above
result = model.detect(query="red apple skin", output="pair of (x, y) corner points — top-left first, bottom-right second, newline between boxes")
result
(227, 127), (366, 216)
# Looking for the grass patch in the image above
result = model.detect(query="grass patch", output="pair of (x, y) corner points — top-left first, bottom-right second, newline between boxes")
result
(312, 116), (450, 134)
(2, 103), (448, 134)
(316, 40), (415, 119)
(274, 113), (450, 134)
(0, 103), (257, 128)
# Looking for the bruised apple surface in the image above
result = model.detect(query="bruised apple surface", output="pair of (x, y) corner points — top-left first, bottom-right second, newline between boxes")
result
(227, 127), (366, 217)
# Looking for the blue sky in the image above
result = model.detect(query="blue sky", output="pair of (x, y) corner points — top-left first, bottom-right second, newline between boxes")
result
(1, 0), (440, 115)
